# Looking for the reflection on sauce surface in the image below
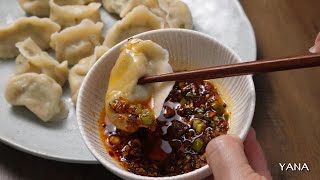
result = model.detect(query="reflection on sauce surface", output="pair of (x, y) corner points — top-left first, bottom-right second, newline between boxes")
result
(99, 80), (230, 177)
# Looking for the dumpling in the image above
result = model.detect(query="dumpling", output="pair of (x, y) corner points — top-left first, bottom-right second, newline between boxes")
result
(157, 0), (193, 29)
(49, 0), (101, 29)
(105, 39), (174, 133)
(17, 0), (100, 17)
(15, 38), (68, 86)
(55, 0), (100, 5)
(0, 16), (60, 58)
(69, 45), (109, 105)
(50, 19), (103, 65)
(103, 5), (164, 48)
(102, 0), (162, 18)
(4, 73), (68, 122)
(102, 0), (128, 15)
(101, 0), (192, 29)
(18, 0), (50, 17)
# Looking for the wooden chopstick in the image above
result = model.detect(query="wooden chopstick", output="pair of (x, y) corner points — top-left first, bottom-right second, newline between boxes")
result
(138, 53), (320, 84)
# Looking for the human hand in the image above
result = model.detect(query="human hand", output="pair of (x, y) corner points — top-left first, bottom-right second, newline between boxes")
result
(206, 128), (272, 180)
(309, 32), (320, 53)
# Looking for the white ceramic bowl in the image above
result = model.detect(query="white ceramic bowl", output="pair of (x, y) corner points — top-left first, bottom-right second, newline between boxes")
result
(77, 29), (256, 180)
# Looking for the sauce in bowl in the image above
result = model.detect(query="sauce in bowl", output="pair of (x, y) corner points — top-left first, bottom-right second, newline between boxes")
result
(99, 80), (230, 177)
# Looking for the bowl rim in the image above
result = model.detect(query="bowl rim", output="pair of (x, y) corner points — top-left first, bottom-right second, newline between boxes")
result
(77, 28), (256, 180)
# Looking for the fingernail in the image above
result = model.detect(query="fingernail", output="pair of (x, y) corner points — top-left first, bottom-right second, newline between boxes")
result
(309, 46), (316, 53)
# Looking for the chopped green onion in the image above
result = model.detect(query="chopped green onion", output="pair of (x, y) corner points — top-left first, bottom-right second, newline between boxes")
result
(192, 119), (201, 129)
(210, 121), (216, 128)
(213, 102), (224, 114)
(141, 109), (154, 125)
(195, 123), (206, 134)
(180, 98), (187, 106)
(134, 104), (143, 115)
(192, 119), (206, 134)
(192, 138), (204, 152)
(224, 113), (230, 120)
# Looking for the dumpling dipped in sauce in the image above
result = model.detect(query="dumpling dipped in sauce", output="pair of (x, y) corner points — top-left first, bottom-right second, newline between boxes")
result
(105, 39), (174, 133)
(101, 38), (231, 177)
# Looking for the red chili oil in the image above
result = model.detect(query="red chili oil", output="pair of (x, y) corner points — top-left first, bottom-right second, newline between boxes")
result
(99, 80), (230, 177)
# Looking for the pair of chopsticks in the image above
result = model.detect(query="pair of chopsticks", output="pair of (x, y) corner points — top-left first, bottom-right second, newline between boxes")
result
(138, 54), (320, 84)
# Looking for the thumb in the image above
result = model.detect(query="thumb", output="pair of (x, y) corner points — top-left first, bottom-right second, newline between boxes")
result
(206, 135), (265, 180)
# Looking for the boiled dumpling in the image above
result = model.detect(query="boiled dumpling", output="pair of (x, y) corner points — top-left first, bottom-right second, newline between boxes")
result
(4, 73), (68, 122)
(102, 0), (128, 15)
(18, 0), (50, 17)
(0, 16), (60, 58)
(102, 0), (162, 18)
(15, 38), (68, 86)
(17, 0), (100, 17)
(49, 0), (101, 29)
(105, 39), (174, 133)
(55, 0), (100, 5)
(50, 19), (103, 65)
(101, 0), (192, 29)
(69, 45), (109, 105)
(158, 0), (192, 29)
(103, 5), (164, 48)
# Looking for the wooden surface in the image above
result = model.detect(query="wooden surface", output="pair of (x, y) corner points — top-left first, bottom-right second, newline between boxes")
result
(1, 1), (320, 179)
(240, 0), (320, 179)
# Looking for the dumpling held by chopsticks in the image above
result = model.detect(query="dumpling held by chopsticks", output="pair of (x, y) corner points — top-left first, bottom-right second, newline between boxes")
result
(105, 38), (174, 133)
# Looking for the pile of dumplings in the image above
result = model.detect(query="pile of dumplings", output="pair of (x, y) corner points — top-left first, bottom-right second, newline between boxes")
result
(1, 0), (193, 122)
